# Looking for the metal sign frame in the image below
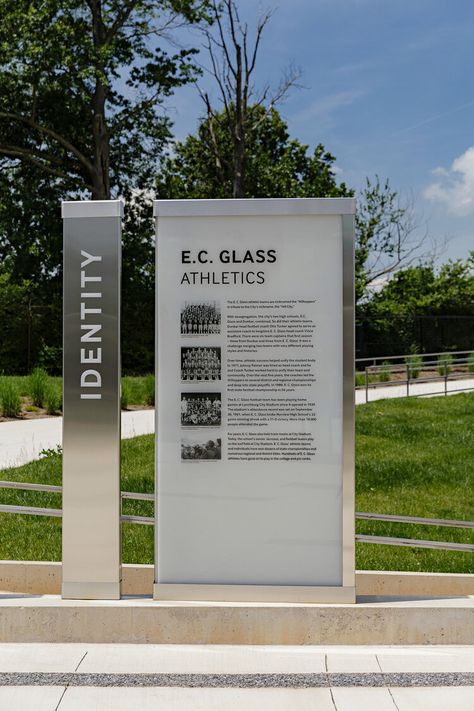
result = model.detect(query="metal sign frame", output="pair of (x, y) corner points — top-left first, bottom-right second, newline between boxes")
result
(153, 198), (355, 603)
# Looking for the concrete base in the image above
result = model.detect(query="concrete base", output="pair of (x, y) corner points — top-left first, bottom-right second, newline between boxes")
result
(0, 561), (473, 598)
(0, 562), (473, 645)
(0, 593), (473, 645)
(62, 580), (121, 600)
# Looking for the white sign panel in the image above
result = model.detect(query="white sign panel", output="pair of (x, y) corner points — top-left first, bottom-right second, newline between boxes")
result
(154, 199), (355, 603)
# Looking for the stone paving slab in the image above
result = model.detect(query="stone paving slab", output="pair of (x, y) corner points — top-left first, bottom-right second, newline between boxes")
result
(58, 686), (334, 711)
(391, 686), (474, 711)
(0, 643), (472, 675)
(0, 685), (65, 711)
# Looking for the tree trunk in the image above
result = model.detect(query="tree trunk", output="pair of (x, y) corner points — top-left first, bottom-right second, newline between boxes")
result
(232, 132), (245, 198)
(91, 83), (110, 200)
(90, 0), (110, 201)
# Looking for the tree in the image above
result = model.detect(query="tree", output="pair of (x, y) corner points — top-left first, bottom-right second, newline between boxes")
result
(357, 255), (474, 356)
(0, 0), (211, 199)
(355, 176), (437, 302)
(0, 0), (214, 373)
(157, 105), (351, 199)
(199, 0), (301, 197)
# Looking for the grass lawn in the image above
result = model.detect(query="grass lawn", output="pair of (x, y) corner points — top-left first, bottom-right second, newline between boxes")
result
(0, 393), (472, 572)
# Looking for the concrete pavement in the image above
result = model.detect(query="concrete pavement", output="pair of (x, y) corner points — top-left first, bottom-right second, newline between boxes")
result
(355, 376), (474, 404)
(0, 409), (155, 469)
(0, 643), (472, 710)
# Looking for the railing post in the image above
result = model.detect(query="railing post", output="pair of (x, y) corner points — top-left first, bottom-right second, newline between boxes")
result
(365, 366), (369, 403)
(406, 363), (410, 397)
(445, 362), (448, 396)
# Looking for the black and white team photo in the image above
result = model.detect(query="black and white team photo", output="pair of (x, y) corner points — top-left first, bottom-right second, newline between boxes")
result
(181, 347), (221, 381)
(180, 301), (221, 335)
(181, 392), (221, 427)
(181, 435), (222, 461)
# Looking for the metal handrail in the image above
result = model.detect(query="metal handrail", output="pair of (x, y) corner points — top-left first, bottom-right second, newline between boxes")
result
(0, 481), (153, 501)
(356, 349), (474, 365)
(0, 504), (62, 518)
(0, 495), (472, 550)
(0, 483), (154, 525)
(356, 351), (474, 402)
(0, 503), (154, 525)
(356, 535), (474, 553)
(356, 512), (474, 528)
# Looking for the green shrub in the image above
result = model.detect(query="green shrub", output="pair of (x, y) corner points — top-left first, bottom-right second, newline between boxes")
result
(355, 372), (365, 387)
(0, 379), (21, 417)
(121, 380), (131, 410)
(45, 383), (62, 415)
(144, 374), (155, 406)
(37, 344), (62, 375)
(437, 353), (453, 376)
(29, 367), (49, 407)
(378, 361), (391, 382)
(467, 353), (474, 374)
(405, 354), (422, 379)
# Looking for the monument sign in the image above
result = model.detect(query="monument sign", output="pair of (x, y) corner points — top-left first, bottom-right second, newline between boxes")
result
(154, 198), (355, 602)
(62, 200), (122, 599)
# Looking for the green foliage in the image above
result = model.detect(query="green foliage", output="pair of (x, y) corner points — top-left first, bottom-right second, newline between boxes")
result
(38, 344), (62, 376)
(144, 374), (155, 406)
(157, 106), (351, 200)
(378, 361), (391, 382)
(467, 353), (474, 373)
(0, 273), (30, 373)
(437, 353), (453, 376)
(0, 0), (210, 375)
(29, 367), (49, 407)
(355, 372), (366, 387)
(0, 0), (210, 197)
(39, 445), (62, 459)
(45, 382), (62, 415)
(405, 354), (422, 379)
(358, 255), (474, 356)
(0, 378), (21, 417)
(121, 379), (131, 410)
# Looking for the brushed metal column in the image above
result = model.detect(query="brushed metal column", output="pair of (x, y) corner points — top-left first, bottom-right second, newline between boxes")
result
(62, 200), (122, 600)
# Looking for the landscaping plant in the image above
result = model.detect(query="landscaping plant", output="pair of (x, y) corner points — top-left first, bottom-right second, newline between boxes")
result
(144, 374), (155, 406)
(0, 379), (21, 418)
(437, 353), (453, 376)
(29, 367), (49, 408)
(45, 384), (62, 415)
(405, 354), (422, 379)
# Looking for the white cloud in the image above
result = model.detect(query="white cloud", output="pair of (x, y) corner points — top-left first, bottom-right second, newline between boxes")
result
(424, 146), (474, 216)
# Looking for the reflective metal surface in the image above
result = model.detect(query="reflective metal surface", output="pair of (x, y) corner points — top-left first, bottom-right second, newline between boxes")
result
(342, 213), (356, 594)
(62, 201), (122, 600)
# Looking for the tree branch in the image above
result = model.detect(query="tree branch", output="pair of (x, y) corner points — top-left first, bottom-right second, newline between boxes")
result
(0, 112), (95, 175)
(0, 146), (88, 185)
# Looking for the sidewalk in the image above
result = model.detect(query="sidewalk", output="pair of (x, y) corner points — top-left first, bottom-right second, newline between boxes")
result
(0, 643), (472, 710)
(0, 410), (155, 469)
(1, 378), (473, 469)
(355, 377), (474, 404)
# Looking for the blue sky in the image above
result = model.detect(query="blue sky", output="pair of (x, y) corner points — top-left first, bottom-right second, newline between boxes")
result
(161, 0), (474, 263)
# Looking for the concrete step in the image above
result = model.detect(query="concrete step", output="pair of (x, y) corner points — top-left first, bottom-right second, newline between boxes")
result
(0, 591), (472, 645)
